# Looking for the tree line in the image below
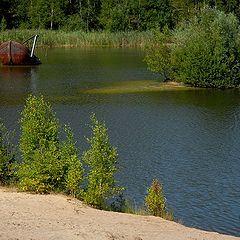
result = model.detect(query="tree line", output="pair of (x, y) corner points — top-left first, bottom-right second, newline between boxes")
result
(0, 0), (240, 32)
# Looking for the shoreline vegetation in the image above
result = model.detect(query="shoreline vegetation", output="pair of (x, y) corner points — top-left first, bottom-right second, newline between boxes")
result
(145, 8), (240, 89)
(0, 94), (172, 220)
(0, 30), (155, 48)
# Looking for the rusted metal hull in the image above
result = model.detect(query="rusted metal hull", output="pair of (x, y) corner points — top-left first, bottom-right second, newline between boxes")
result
(0, 41), (41, 65)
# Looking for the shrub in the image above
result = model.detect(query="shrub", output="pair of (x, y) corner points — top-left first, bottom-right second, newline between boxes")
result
(144, 28), (172, 81)
(61, 125), (84, 196)
(18, 141), (64, 193)
(83, 114), (123, 209)
(145, 179), (167, 217)
(0, 120), (16, 185)
(146, 8), (240, 88)
(19, 95), (60, 162)
(18, 95), (62, 192)
(18, 95), (83, 194)
(145, 179), (173, 220)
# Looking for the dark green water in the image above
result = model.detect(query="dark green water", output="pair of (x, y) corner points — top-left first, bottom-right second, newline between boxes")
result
(0, 48), (240, 236)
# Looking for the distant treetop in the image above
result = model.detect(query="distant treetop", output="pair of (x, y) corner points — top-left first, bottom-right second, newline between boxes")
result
(0, 0), (239, 31)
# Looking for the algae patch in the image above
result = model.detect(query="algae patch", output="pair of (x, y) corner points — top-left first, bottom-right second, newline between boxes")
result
(80, 80), (192, 95)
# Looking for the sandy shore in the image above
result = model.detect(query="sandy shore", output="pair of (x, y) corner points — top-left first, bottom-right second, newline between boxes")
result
(0, 187), (238, 240)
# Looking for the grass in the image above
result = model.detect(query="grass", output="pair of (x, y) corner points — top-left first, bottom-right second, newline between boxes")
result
(0, 29), (155, 48)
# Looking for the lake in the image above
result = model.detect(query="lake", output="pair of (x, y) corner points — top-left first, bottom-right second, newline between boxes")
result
(0, 48), (239, 236)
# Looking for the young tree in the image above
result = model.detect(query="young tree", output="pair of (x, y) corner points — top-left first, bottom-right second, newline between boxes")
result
(83, 114), (122, 209)
(18, 95), (84, 194)
(18, 95), (62, 192)
(145, 179), (167, 217)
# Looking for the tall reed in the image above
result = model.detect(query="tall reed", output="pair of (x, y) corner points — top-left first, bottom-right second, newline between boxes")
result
(0, 30), (155, 48)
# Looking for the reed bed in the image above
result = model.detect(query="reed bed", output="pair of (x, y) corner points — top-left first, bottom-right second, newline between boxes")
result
(0, 30), (155, 48)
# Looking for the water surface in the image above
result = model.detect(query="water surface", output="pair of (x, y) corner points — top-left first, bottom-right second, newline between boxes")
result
(0, 48), (239, 236)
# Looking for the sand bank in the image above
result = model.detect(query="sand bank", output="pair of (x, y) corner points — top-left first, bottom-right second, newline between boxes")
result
(0, 187), (238, 240)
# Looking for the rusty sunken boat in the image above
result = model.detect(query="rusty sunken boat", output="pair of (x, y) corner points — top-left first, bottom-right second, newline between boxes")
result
(0, 35), (41, 65)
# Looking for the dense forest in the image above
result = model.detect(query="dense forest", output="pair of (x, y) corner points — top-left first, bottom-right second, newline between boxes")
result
(0, 0), (239, 32)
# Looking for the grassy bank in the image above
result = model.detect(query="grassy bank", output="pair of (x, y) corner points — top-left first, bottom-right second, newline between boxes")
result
(0, 30), (155, 48)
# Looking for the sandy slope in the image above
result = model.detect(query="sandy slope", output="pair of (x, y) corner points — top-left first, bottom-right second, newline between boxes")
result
(0, 187), (239, 240)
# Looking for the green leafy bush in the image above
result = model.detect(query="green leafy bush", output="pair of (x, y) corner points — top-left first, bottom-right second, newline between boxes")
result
(61, 125), (84, 196)
(18, 95), (83, 194)
(145, 27), (172, 81)
(83, 114), (123, 209)
(145, 179), (174, 220)
(0, 120), (16, 185)
(146, 8), (240, 88)
(18, 141), (64, 193)
(145, 179), (167, 217)
(19, 95), (60, 162)
(18, 95), (62, 192)
(0, 17), (7, 31)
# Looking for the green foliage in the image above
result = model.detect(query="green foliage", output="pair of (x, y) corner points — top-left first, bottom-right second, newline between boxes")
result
(145, 179), (167, 217)
(16, 0), (67, 30)
(0, 120), (16, 185)
(146, 8), (240, 88)
(145, 179), (166, 217)
(2, 0), (240, 31)
(100, 1), (130, 32)
(83, 114), (122, 209)
(62, 14), (85, 31)
(0, 17), (7, 31)
(61, 125), (84, 196)
(144, 27), (171, 81)
(18, 95), (84, 194)
(18, 141), (65, 193)
(100, 0), (174, 32)
(18, 95), (61, 192)
(139, 0), (174, 31)
(145, 179), (174, 220)
(19, 95), (59, 162)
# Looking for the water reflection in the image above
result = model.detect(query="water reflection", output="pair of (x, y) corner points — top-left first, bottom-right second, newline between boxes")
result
(0, 66), (39, 104)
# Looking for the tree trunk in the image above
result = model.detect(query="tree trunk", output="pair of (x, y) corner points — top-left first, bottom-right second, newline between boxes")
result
(50, 7), (54, 30)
